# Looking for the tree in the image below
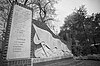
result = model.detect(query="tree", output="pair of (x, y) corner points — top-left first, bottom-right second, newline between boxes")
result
(0, 0), (58, 25)
(61, 5), (87, 45)
(0, 0), (10, 50)
(84, 13), (100, 44)
(59, 5), (100, 55)
(59, 5), (93, 56)
(13, 0), (58, 23)
(93, 13), (100, 43)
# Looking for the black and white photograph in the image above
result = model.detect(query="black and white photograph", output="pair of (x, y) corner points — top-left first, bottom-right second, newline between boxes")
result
(0, 0), (100, 66)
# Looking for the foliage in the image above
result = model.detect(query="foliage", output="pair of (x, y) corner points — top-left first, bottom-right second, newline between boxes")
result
(61, 5), (87, 45)
(0, 0), (10, 23)
(15, 0), (58, 23)
(0, 0), (10, 42)
(0, 0), (58, 24)
(59, 5), (100, 56)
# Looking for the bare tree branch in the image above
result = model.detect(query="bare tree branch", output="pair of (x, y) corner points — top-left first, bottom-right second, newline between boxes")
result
(8, 0), (12, 5)
(44, 1), (51, 9)
(24, 0), (28, 5)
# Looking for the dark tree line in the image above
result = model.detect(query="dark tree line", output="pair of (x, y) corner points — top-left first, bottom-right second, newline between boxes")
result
(59, 5), (100, 56)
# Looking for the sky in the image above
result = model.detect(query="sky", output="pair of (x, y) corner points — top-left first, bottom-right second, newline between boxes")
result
(53, 0), (100, 33)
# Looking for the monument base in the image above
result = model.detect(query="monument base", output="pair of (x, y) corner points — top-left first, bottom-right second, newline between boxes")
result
(7, 55), (73, 66)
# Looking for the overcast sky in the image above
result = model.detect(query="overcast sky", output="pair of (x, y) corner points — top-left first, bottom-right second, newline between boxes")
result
(54, 0), (100, 32)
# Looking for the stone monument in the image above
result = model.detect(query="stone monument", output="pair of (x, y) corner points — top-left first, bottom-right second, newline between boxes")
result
(2, 1), (73, 66)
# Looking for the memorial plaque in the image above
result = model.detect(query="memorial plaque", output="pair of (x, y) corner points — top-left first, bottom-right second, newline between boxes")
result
(7, 4), (32, 59)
